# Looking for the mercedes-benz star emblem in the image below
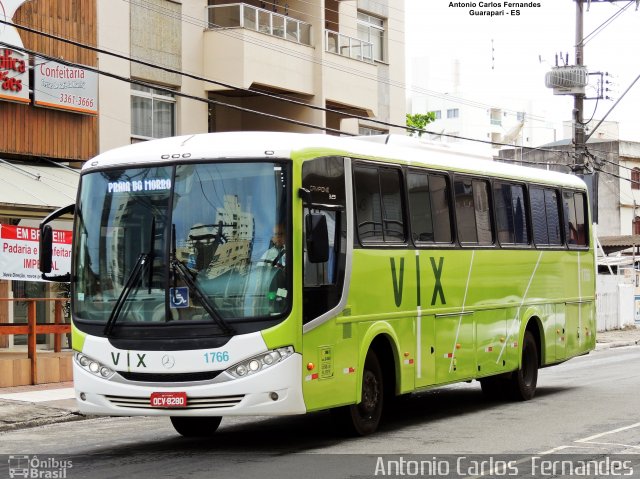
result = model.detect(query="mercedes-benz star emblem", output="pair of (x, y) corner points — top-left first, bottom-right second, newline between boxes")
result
(161, 354), (175, 369)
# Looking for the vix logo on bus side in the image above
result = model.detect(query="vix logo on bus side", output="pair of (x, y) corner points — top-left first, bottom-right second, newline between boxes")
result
(390, 256), (446, 308)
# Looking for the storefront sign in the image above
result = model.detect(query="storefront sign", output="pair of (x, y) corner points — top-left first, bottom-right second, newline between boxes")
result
(0, 0), (30, 104)
(0, 224), (72, 282)
(34, 58), (98, 115)
(0, 47), (29, 103)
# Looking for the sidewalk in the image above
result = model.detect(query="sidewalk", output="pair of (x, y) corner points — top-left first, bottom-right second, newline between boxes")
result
(593, 324), (640, 349)
(0, 381), (81, 433)
(0, 327), (639, 433)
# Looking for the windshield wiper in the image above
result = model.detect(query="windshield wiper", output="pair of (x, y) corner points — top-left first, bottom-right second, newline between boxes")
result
(103, 252), (150, 336)
(171, 224), (235, 336)
(104, 217), (156, 336)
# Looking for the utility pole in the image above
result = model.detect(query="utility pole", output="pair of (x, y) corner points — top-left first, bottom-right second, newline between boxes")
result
(574, 0), (586, 174)
(546, 0), (635, 172)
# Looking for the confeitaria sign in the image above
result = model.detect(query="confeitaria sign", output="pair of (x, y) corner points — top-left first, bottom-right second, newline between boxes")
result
(34, 59), (98, 115)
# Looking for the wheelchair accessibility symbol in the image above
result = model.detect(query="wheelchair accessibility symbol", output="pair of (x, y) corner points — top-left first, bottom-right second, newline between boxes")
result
(170, 287), (189, 308)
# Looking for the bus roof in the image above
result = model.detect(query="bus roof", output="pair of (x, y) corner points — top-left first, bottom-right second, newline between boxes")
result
(86, 132), (586, 189)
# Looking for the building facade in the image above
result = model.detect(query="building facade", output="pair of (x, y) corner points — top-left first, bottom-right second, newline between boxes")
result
(0, 0), (95, 355)
(99, 0), (406, 150)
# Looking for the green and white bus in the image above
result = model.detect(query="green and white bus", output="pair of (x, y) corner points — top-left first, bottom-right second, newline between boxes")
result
(39, 132), (595, 436)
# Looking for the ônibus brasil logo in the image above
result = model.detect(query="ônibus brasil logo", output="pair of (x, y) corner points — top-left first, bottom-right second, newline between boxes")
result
(8, 455), (73, 478)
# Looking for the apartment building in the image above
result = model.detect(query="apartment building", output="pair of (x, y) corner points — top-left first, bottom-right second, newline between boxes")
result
(100, 0), (406, 152)
(408, 56), (558, 154)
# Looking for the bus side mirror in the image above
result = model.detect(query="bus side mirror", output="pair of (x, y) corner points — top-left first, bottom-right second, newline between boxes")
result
(306, 214), (329, 263)
(39, 225), (53, 274)
(39, 203), (74, 282)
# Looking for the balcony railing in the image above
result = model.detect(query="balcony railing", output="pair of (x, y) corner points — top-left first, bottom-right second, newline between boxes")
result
(325, 29), (374, 63)
(206, 3), (311, 46)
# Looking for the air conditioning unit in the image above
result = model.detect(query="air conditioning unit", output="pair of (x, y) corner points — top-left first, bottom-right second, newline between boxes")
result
(545, 66), (588, 95)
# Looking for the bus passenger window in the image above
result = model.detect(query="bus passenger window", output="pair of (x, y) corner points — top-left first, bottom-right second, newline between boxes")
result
(530, 187), (562, 247)
(494, 183), (528, 245)
(454, 178), (493, 245)
(563, 191), (588, 247)
(354, 165), (405, 244)
(408, 171), (452, 244)
(455, 178), (478, 243)
(354, 166), (383, 241)
(545, 190), (562, 245)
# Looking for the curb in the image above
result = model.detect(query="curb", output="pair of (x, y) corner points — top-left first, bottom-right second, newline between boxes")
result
(595, 340), (640, 350)
(0, 411), (86, 433)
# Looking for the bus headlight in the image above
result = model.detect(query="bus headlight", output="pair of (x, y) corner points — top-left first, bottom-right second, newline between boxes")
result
(74, 352), (115, 379)
(226, 346), (294, 379)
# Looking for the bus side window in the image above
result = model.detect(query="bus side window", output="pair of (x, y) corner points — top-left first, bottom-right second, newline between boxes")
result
(563, 190), (588, 247)
(454, 177), (494, 245)
(530, 187), (549, 245)
(545, 189), (562, 245)
(354, 164), (406, 244)
(494, 182), (528, 246)
(407, 171), (452, 244)
(304, 209), (338, 286)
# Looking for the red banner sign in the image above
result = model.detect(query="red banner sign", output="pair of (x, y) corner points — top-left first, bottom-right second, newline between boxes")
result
(0, 224), (72, 282)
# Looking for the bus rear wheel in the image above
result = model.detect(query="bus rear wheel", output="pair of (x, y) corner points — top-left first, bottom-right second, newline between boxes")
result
(332, 350), (384, 436)
(170, 416), (222, 437)
(510, 330), (538, 401)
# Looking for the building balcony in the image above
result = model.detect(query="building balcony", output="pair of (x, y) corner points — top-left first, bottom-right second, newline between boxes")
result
(203, 3), (314, 95)
(324, 29), (374, 64)
(207, 3), (311, 45)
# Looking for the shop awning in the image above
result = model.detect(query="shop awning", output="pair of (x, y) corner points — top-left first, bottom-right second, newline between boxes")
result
(598, 235), (640, 255)
(0, 160), (79, 218)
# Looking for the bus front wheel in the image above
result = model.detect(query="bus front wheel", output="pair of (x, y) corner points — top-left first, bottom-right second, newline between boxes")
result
(510, 330), (538, 401)
(332, 350), (384, 436)
(170, 416), (222, 437)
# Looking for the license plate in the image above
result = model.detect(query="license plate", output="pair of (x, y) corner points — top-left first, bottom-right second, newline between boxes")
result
(150, 392), (187, 408)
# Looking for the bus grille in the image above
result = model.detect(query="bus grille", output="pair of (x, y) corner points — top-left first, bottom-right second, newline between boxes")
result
(118, 371), (223, 382)
(104, 394), (245, 410)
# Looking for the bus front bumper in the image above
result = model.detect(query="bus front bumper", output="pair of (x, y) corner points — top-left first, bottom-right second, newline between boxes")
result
(73, 353), (306, 416)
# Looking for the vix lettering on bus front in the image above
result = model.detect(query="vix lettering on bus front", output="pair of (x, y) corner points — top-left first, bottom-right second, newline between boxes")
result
(389, 256), (446, 308)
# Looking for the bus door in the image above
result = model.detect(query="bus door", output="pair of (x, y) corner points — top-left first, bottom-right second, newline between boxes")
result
(300, 156), (353, 411)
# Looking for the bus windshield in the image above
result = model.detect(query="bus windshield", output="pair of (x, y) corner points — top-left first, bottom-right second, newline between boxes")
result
(72, 161), (289, 327)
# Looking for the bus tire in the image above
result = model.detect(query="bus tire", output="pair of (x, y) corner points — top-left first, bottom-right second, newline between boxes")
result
(170, 416), (222, 437)
(510, 330), (538, 401)
(332, 350), (384, 436)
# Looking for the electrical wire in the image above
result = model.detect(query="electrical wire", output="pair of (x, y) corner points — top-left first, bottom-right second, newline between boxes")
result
(32, 0), (553, 126)
(0, 19), (571, 150)
(0, 39), (351, 136)
(581, 0), (634, 47)
(122, 0), (555, 124)
(593, 166), (640, 187)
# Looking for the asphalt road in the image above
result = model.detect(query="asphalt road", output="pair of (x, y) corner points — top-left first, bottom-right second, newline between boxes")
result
(2, 345), (640, 478)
